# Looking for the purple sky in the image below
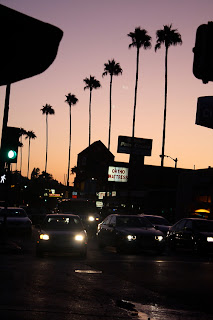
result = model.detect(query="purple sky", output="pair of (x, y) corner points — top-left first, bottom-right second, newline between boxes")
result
(0, 0), (213, 184)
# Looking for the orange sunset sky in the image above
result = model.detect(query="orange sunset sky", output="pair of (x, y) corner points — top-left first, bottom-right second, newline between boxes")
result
(0, 0), (213, 185)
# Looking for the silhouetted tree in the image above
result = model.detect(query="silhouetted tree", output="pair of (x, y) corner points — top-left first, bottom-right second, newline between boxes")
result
(40, 104), (55, 173)
(31, 167), (40, 179)
(65, 93), (78, 187)
(83, 75), (101, 146)
(25, 130), (37, 179)
(155, 24), (182, 167)
(102, 59), (123, 150)
(128, 27), (151, 139)
(19, 128), (27, 174)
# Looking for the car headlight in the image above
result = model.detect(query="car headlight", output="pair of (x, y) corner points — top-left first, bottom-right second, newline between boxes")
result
(40, 234), (49, 240)
(155, 235), (164, 242)
(127, 234), (136, 241)
(88, 216), (95, 222)
(207, 237), (213, 242)
(75, 234), (84, 241)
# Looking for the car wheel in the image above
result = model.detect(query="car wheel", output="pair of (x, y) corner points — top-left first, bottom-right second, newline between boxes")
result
(98, 236), (105, 249)
(80, 248), (87, 258)
(36, 247), (44, 258)
(168, 238), (176, 251)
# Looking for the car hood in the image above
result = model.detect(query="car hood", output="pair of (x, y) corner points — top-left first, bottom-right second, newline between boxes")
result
(40, 229), (84, 236)
(0, 216), (31, 223)
(116, 227), (164, 236)
(199, 231), (213, 237)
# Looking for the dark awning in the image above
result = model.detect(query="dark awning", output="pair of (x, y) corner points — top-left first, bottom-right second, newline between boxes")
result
(0, 4), (63, 85)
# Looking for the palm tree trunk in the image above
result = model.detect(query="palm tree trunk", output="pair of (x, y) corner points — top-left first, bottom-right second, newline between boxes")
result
(132, 47), (139, 139)
(67, 105), (71, 187)
(20, 135), (23, 175)
(108, 74), (113, 150)
(161, 46), (168, 167)
(89, 89), (92, 146)
(45, 114), (48, 173)
(27, 139), (31, 179)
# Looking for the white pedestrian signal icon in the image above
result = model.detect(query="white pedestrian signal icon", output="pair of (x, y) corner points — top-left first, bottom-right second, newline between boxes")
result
(0, 174), (6, 183)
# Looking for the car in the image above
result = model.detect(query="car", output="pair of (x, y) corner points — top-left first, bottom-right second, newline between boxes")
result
(97, 214), (166, 253)
(142, 214), (171, 234)
(167, 218), (213, 254)
(58, 199), (100, 236)
(0, 206), (32, 236)
(36, 213), (88, 257)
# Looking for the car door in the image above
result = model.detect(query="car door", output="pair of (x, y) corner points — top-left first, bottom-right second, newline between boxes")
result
(174, 219), (187, 247)
(98, 215), (112, 245)
(182, 219), (194, 249)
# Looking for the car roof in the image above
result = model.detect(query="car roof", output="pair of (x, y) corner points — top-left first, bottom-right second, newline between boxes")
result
(142, 214), (167, 219)
(109, 214), (143, 217)
(46, 213), (79, 217)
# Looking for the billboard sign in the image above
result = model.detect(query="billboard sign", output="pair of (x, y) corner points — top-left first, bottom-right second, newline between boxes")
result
(196, 96), (213, 129)
(108, 166), (128, 182)
(117, 136), (152, 156)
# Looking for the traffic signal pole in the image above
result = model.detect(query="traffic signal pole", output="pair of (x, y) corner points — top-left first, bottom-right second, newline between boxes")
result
(0, 83), (11, 170)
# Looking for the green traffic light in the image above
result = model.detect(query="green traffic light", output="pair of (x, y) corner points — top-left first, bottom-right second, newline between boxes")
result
(7, 150), (17, 159)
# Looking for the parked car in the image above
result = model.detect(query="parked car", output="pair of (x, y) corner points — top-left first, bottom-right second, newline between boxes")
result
(97, 214), (165, 253)
(142, 214), (171, 234)
(0, 207), (32, 236)
(167, 218), (213, 254)
(36, 213), (87, 257)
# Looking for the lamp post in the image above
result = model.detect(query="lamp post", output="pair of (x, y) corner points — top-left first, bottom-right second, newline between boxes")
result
(160, 154), (178, 168)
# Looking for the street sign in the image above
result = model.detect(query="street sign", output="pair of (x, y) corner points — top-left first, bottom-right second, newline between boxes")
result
(117, 136), (152, 156)
(196, 96), (213, 129)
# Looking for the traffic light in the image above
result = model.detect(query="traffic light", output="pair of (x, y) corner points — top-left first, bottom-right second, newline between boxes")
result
(1, 126), (20, 163)
(193, 22), (213, 84)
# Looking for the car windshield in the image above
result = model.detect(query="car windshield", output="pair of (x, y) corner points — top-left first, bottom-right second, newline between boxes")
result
(0, 208), (27, 217)
(42, 216), (83, 230)
(145, 216), (170, 226)
(117, 216), (153, 228)
(194, 220), (213, 232)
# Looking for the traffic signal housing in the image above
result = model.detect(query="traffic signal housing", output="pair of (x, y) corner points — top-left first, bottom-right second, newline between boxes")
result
(193, 22), (213, 84)
(1, 126), (20, 163)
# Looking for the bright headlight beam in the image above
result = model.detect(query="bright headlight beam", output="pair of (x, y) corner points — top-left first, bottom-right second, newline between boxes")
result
(127, 235), (136, 241)
(155, 235), (163, 242)
(40, 234), (49, 240)
(75, 234), (84, 241)
(88, 216), (95, 222)
(207, 237), (213, 242)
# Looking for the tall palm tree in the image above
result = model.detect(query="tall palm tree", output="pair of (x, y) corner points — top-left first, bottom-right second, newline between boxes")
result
(83, 75), (101, 146)
(19, 128), (27, 175)
(25, 130), (36, 179)
(65, 93), (78, 187)
(155, 24), (182, 167)
(128, 27), (152, 139)
(102, 59), (123, 150)
(40, 104), (55, 173)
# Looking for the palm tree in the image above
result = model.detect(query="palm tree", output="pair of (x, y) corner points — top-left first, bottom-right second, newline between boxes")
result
(31, 167), (40, 179)
(155, 24), (182, 167)
(25, 130), (36, 179)
(40, 104), (55, 173)
(65, 93), (78, 187)
(102, 59), (123, 150)
(19, 128), (27, 175)
(83, 75), (101, 146)
(128, 27), (152, 139)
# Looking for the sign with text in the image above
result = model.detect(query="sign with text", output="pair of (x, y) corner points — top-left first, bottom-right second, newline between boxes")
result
(196, 96), (213, 129)
(117, 136), (152, 156)
(108, 166), (128, 182)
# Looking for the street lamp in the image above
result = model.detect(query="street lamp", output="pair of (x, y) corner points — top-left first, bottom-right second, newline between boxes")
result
(160, 154), (178, 168)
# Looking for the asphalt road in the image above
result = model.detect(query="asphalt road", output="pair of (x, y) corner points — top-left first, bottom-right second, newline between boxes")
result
(0, 229), (212, 320)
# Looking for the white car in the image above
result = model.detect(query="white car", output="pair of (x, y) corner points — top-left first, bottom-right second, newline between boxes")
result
(0, 207), (32, 236)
